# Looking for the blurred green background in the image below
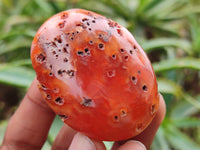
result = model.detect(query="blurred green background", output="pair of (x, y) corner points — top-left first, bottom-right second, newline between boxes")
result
(0, 0), (200, 149)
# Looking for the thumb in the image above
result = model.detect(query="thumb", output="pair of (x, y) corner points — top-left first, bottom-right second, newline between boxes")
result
(118, 140), (147, 150)
(68, 132), (96, 150)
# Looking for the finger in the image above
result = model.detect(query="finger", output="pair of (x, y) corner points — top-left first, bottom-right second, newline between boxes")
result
(1, 78), (55, 150)
(68, 133), (106, 150)
(131, 94), (166, 149)
(112, 93), (166, 150)
(52, 124), (77, 150)
(118, 140), (146, 150)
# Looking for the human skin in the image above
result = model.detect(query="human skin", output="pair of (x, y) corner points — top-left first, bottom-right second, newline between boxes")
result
(0, 78), (166, 150)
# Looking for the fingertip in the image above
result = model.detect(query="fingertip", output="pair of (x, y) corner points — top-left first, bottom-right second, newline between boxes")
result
(68, 133), (96, 150)
(1, 78), (56, 149)
(155, 93), (166, 127)
(118, 140), (146, 150)
(52, 125), (76, 150)
(127, 93), (166, 149)
(159, 93), (166, 117)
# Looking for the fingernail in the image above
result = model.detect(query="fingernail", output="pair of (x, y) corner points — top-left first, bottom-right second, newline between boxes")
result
(69, 132), (96, 150)
(126, 140), (146, 150)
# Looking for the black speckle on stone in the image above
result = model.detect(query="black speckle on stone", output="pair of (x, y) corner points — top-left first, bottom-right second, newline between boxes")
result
(55, 97), (64, 105)
(98, 43), (104, 49)
(81, 97), (93, 107)
(77, 50), (84, 56)
(61, 13), (68, 19)
(63, 58), (68, 62)
(120, 48), (124, 53)
(67, 70), (75, 77)
(142, 85), (148, 92)
(37, 53), (46, 62)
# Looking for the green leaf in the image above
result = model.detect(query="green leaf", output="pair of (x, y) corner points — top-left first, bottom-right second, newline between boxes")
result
(157, 78), (182, 97)
(34, 0), (54, 15)
(145, 0), (187, 18)
(152, 126), (170, 150)
(0, 38), (32, 55)
(172, 118), (200, 128)
(104, 141), (114, 150)
(0, 66), (35, 88)
(170, 97), (200, 119)
(48, 116), (63, 141)
(164, 124), (200, 150)
(0, 29), (35, 40)
(0, 120), (8, 145)
(42, 141), (51, 150)
(20, 0), (54, 19)
(182, 93), (200, 109)
(153, 58), (200, 73)
(42, 116), (63, 149)
(76, 0), (115, 18)
(147, 24), (180, 37)
(0, 59), (32, 70)
(142, 0), (162, 12)
(157, 78), (200, 109)
(141, 38), (191, 54)
(188, 14), (200, 56)
(99, 0), (131, 20)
